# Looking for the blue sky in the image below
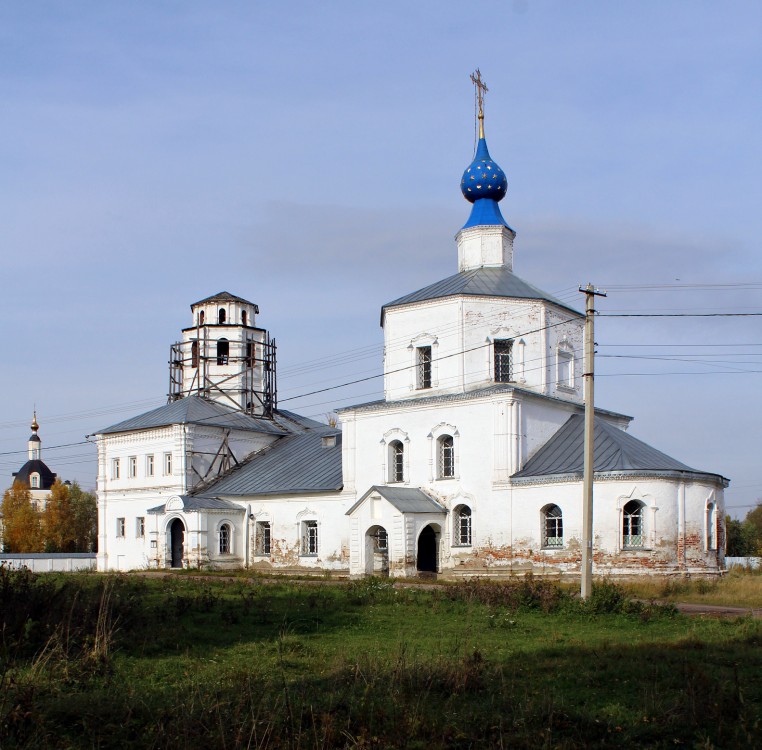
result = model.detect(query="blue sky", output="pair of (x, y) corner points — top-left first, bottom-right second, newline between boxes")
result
(1, 1), (760, 516)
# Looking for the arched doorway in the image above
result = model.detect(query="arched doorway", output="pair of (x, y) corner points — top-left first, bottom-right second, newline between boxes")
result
(365, 525), (389, 576)
(417, 525), (438, 574)
(170, 519), (185, 568)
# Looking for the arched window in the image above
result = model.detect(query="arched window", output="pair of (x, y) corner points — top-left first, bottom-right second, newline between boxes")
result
(242, 310), (247, 326)
(218, 308), (226, 324)
(216, 338), (229, 365)
(623, 500), (644, 548)
(191, 340), (198, 368)
(219, 523), (231, 554)
(199, 310), (205, 325)
(706, 503), (717, 550)
(30, 473), (40, 489)
(454, 505), (472, 546)
(542, 504), (563, 548)
(389, 440), (404, 483)
(438, 435), (454, 478)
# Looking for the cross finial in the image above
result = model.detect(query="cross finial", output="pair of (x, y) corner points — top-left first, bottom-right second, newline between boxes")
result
(470, 69), (488, 138)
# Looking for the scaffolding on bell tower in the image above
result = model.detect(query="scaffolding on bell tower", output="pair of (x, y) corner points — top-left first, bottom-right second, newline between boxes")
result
(167, 291), (277, 418)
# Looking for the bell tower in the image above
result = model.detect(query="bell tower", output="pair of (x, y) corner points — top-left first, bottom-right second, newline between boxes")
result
(168, 291), (277, 417)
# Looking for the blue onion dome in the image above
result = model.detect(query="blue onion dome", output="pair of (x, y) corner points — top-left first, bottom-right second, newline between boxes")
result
(461, 137), (507, 204)
(460, 135), (511, 230)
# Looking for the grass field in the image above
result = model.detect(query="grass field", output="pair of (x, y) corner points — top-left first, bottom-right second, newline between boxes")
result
(1, 569), (761, 749)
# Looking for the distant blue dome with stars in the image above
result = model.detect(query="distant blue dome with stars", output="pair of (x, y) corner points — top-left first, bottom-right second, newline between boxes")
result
(460, 136), (511, 230)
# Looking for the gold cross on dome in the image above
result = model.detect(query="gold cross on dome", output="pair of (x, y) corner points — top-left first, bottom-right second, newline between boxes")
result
(470, 69), (488, 137)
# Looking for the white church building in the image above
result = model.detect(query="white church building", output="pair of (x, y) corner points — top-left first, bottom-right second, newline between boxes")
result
(94, 87), (727, 578)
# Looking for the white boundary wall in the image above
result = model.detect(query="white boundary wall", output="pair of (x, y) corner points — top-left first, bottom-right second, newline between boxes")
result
(0, 553), (96, 572)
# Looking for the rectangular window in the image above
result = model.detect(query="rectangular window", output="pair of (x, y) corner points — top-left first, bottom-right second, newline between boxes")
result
(128, 456), (137, 478)
(146, 454), (154, 477)
(416, 346), (432, 389)
(438, 436), (455, 478)
(116, 517), (125, 537)
(256, 521), (271, 555)
(494, 339), (513, 383)
(302, 521), (318, 556)
(164, 452), (173, 476)
(112, 458), (120, 480)
(136, 517), (145, 538)
(374, 528), (388, 551)
(558, 351), (573, 388)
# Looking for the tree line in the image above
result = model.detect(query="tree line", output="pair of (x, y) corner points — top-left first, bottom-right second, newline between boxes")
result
(0, 479), (97, 553)
(725, 503), (762, 557)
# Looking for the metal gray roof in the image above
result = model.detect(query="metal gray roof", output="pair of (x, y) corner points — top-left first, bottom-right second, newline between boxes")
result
(348, 486), (447, 515)
(336, 383), (632, 423)
(382, 267), (581, 320)
(147, 496), (245, 514)
(97, 396), (286, 436)
(191, 291), (258, 310)
(513, 414), (726, 481)
(200, 430), (343, 497)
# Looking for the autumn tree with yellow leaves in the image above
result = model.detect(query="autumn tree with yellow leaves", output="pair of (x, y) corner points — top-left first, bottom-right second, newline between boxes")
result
(1, 480), (43, 552)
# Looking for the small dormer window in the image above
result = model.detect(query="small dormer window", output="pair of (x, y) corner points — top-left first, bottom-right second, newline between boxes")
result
(322, 435), (337, 448)
(30, 473), (39, 488)
(242, 310), (247, 326)
(218, 308), (226, 324)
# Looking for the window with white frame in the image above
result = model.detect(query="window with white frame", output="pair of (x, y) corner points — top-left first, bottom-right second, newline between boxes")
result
(494, 339), (513, 382)
(416, 346), (432, 389)
(388, 440), (404, 483)
(219, 523), (231, 554)
(302, 520), (318, 556)
(30, 473), (40, 488)
(116, 517), (125, 537)
(557, 348), (574, 388)
(256, 521), (271, 555)
(454, 505), (472, 546)
(622, 500), (645, 548)
(164, 453), (172, 476)
(146, 454), (154, 477)
(112, 458), (120, 480)
(136, 517), (145, 538)
(438, 435), (455, 478)
(128, 456), (137, 478)
(706, 503), (717, 550)
(542, 504), (563, 548)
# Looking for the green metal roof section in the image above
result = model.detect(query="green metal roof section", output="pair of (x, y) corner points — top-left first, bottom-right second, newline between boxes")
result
(381, 266), (581, 323)
(512, 414), (728, 482)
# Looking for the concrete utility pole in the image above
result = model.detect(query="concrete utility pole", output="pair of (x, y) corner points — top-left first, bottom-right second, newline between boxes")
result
(580, 283), (606, 600)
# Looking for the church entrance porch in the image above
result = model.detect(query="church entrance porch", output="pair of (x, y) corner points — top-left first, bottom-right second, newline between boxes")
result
(170, 519), (185, 568)
(416, 524), (440, 575)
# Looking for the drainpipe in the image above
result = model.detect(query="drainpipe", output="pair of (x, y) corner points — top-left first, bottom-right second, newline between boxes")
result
(181, 425), (188, 493)
(245, 504), (251, 568)
(678, 481), (686, 569)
